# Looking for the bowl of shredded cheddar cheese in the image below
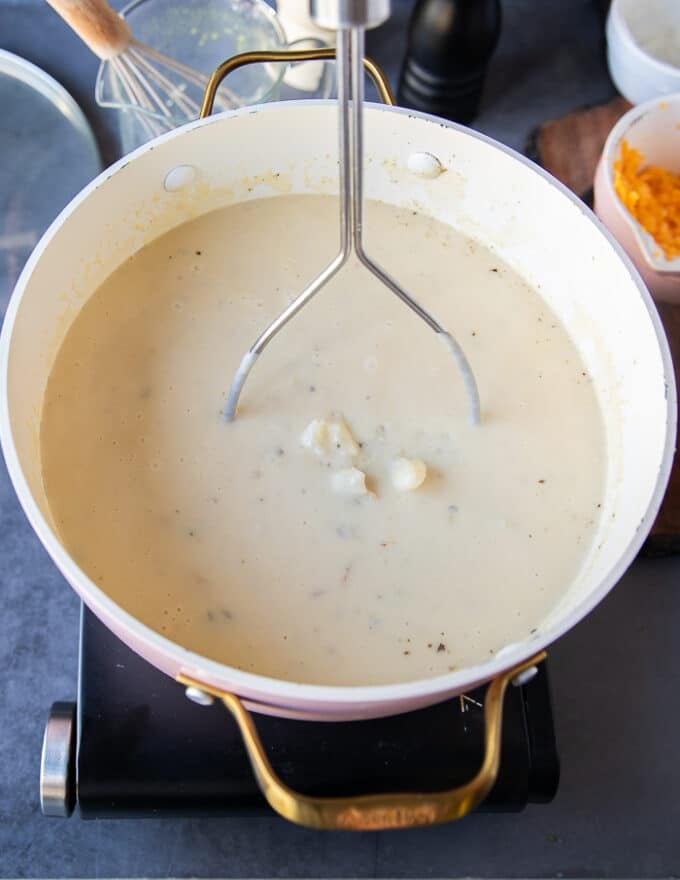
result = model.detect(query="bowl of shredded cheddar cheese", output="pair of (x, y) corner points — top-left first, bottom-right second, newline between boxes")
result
(595, 93), (680, 303)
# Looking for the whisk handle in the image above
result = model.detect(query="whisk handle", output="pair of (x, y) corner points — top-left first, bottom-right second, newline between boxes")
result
(45, 0), (132, 59)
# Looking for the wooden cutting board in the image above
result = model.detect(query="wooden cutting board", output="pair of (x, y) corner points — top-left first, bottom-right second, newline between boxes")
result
(528, 98), (679, 555)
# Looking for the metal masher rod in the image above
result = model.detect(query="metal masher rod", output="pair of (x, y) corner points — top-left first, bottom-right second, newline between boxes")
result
(223, 6), (480, 424)
(222, 28), (354, 421)
(347, 28), (481, 424)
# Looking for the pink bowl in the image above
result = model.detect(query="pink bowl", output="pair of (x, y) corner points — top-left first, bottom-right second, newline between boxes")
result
(593, 94), (680, 304)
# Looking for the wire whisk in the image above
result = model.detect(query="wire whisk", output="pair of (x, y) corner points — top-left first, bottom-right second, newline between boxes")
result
(46, 0), (241, 143)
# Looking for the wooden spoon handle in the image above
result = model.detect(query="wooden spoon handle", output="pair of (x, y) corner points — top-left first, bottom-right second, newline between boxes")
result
(45, 0), (132, 59)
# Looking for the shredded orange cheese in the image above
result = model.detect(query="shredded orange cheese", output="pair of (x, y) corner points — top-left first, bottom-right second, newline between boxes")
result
(613, 139), (680, 261)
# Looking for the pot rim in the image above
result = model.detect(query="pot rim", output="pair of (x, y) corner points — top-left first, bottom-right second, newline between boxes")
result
(1, 100), (676, 708)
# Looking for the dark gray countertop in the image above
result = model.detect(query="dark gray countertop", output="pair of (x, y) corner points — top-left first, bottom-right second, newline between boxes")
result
(2, 0), (680, 876)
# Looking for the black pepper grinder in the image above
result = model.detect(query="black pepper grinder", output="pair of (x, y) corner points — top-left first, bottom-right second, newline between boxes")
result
(398, 0), (502, 124)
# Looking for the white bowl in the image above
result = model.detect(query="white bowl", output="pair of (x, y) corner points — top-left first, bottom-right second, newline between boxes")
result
(594, 93), (680, 303)
(607, 0), (680, 105)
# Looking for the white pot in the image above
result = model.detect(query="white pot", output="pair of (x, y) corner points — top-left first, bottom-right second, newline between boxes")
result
(1, 102), (675, 725)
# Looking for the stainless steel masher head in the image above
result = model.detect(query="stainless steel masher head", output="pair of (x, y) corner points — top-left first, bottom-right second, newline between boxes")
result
(224, 0), (480, 425)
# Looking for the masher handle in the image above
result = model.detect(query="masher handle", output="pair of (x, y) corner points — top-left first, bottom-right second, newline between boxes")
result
(311, 0), (390, 29)
(45, 0), (132, 59)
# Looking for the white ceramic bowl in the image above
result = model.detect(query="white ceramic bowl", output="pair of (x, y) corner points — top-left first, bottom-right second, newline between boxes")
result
(594, 92), (680, 304)
(606, 0), (680, 105)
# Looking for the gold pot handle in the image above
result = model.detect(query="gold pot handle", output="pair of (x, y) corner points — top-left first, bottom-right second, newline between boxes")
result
(200, 48), (396, 119)
(178, 651), (546, 830)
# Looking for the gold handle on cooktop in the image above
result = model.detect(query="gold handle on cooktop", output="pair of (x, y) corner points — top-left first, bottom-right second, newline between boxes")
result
(178, 651), (546, 831)
(200, 48), (396, 118)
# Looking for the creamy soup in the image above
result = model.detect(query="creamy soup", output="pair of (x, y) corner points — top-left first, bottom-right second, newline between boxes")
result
(40, 195), (606, 686)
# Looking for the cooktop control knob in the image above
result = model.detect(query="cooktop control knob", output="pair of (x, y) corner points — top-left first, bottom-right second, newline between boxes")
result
(40, 702), (76, 818)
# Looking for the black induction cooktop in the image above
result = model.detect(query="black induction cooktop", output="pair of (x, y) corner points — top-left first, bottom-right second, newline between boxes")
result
(43, 606), (559, 818)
